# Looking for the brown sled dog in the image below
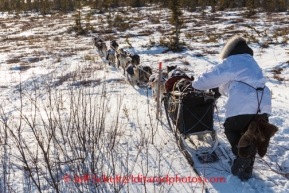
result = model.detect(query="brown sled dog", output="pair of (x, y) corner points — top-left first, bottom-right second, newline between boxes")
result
(238, 119), (278, 158)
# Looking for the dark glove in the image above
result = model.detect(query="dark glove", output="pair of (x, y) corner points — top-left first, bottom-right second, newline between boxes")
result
(211, 87), (221, 99)
(183, 79), (191, 85)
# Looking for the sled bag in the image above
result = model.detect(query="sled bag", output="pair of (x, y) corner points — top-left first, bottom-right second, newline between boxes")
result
(164, 92), (214, 134)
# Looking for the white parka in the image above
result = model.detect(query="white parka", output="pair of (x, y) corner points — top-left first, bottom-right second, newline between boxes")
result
(192, 54), (272, 118)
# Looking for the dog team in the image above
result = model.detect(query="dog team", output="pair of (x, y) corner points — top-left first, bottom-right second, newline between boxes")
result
(93, 37), (183, 101)
(93, 37), (150, 86)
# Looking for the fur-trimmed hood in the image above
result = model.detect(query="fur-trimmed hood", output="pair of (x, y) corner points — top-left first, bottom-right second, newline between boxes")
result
(220, 35), (253, 60)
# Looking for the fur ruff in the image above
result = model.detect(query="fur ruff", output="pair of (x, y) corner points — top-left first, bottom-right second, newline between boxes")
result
(238, 119), (278, 158)
(220, 35), (247, 60)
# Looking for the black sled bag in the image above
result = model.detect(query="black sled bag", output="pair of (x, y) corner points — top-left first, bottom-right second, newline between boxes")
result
(164, 76), (215, 135)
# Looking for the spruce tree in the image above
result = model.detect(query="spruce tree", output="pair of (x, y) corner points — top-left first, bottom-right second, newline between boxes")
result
(191, 0), (197, 12)
(263, 0), (274, 12)
(184, 0), (197, 12)
(26, 0), (32, 11)
(211, 0), (216, 13)
(247, 0), (256, 16)
(131, 0), (141, 7)
(40, 0), (50, 14)
(169, 0), (183, 50)
(93, 0), (99, 10)
(277, 0), (287, 12)
(1, 0), (10, 11)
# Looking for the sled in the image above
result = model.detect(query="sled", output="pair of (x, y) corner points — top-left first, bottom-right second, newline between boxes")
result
(163, 76), (219, 163)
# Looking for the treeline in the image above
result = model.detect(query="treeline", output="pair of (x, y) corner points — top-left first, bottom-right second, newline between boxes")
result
(0, 0), (288, 14)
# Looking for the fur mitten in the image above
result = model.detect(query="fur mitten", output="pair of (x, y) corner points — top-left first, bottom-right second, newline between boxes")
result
(238, 144), (256, 158)
(256, 119), (278, 157)
(238, 119), (278, 158)
(238, 121), (264, 158)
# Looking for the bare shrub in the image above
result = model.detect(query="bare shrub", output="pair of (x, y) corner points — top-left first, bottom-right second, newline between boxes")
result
(0, 79), (127, 192)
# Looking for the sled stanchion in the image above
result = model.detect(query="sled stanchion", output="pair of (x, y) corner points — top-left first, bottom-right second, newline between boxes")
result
(156, 62), (162, 119)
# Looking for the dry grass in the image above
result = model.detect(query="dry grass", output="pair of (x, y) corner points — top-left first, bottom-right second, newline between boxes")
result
(58, 52), (76, 57)
(58, 73), (74, 86)
(203, 49), (219, 55)
(73, 46), (89, 51)
(272, 67), (283, 74)
(147, 15), (160, 24)
(6, 58), (21, 64)
(81, 66), (103, 73)
(273, 74), (285, 81)
(156, 26), (171, 35)
(78, 79), (101, 86)
(195, 52), (205, 57)
(272, 67), (285, 81)
(27, 57), (44, 63)
(138, 30), (155, 36)
(181, 59), (190, 65)
(229, 18), (245, 23)
(52, 36), (61, 41)
(83, 54), (93, 61)
(163, 55), (185, 62)
(9, 63), (32, 71)
(18, 64), (32, 71)
(103, 34), (117, 41)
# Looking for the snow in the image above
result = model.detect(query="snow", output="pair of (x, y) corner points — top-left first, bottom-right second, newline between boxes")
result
(0, 6), (289, 193)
